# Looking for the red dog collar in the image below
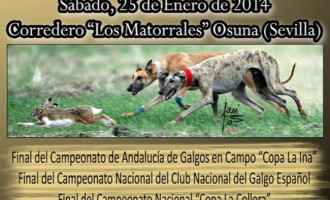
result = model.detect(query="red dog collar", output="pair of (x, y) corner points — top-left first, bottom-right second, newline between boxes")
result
(183, 68), (193, 87)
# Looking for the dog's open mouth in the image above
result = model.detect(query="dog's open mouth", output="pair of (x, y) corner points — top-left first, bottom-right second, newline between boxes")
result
(132, 85), (143, 95)
(164, 89), (176, 100)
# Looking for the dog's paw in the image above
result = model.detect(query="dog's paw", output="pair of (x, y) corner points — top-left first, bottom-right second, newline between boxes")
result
(183, 105), (190, 110)
(168, 120), (177, 125)
(121, 112), (135, 117)
(300, 109), (308, 118)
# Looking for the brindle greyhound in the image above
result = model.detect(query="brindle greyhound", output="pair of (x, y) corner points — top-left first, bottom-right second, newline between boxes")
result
(158, 49), (306, 124)
(123, 52), (295, 117)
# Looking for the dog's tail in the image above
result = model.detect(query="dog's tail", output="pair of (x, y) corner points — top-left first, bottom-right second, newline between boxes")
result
(281, 63), (296, 84)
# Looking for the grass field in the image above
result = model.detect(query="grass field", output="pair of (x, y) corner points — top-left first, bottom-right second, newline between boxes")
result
(8, 45), (323, 137)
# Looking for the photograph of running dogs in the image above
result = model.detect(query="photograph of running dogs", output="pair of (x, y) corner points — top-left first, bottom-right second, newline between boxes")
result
(8, 45), (322, 137)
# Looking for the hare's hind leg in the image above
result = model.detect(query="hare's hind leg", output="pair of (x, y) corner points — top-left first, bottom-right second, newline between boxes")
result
(98, 114), (117, 127)
(82, 114), (116, 127)
(80, 107), (117, 127)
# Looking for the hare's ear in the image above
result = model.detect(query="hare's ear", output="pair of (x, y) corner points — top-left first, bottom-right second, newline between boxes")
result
(136, 63), (142, 72)
(53, 103), (59, 107)
(43, 97), (52, 105)
(145, 60), (153, 74)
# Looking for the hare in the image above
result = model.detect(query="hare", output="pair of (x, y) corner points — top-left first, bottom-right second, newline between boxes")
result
(17, 98), (116, 128)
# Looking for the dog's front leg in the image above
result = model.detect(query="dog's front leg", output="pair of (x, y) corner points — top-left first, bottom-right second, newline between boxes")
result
(122, 95), (164, 117)
(144, 95), (165, 110)
(175, 86), (191, 110)
(169, 88), (213, 125)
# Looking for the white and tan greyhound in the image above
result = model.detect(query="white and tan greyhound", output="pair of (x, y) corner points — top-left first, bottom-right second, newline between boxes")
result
(124, 51), (295, 118)
(158, 49), (306, 124)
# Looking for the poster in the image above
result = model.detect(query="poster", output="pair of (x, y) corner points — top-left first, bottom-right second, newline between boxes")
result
(1, 0), (329, 199)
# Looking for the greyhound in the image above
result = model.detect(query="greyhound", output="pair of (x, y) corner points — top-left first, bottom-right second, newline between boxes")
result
(123, 52), (295, 118)
(158, 49), (306, 124)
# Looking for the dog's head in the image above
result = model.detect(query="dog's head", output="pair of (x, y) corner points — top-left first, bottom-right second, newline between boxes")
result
(31, 98), (58, 118)
(159, 72), (186, 100)
(127, 60), (159, 95)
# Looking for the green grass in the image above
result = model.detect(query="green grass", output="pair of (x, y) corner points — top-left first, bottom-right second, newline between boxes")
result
(8, 92), (322, 137)
(8, 45), (323, 137)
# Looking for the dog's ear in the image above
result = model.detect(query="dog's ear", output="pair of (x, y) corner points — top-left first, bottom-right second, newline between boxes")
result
(145, 60), (153, 74)
(146, 60), (152, 67)
(53, 103), (59, 107)
(136, 63), (142, 72)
